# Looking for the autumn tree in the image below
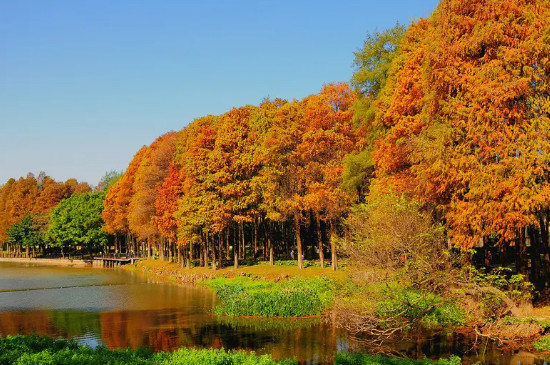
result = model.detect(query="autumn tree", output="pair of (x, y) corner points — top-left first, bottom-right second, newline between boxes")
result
(175, 116), (219, 267)
(128, 132), (177, 259)
(102, 146), (148, 254)
(300, 83), (361, 269)
(372, 0), (550, 283)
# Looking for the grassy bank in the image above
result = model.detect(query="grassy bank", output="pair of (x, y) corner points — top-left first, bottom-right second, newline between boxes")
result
(125, 259), (343, 318)
(124, 259), (550, 350)
(0, 335), (296, 365)
(124, 259), (347, 284)
(0, 335), (464, 365)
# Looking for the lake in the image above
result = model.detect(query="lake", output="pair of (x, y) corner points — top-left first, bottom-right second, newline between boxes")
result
(0, 262), (546, 364)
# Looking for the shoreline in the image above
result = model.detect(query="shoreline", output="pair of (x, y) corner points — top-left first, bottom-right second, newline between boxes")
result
(2, 258), (550, 356)
(0, 257), (93, 268)
(3, 257), (549, 353)
(124, 260), (550, 353)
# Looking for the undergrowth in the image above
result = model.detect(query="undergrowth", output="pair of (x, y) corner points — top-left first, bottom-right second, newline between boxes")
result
(335, 353), (462, 365)
(376, 286), (467, 329)
(0, 335), (296, 365)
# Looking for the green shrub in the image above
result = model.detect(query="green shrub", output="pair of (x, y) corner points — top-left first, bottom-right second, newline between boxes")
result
(273, 260), (320, 268)
(206, 277), (334, 317)
(376, 287), (466, 329)
(155, 348), (296, 365)
(0, 335), (296, 365)
(0, 335), (154, 365)
(471, 267), (534, 303)
(502, 316), (550, 330)
(534, 334), (550, 351)
(335, 353), (461, 365)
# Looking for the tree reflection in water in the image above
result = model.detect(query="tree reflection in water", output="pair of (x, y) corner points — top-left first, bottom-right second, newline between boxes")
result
(0, 309), (343, 363)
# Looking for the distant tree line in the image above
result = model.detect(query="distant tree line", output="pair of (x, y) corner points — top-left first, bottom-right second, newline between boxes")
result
(0, 172), (118, 258)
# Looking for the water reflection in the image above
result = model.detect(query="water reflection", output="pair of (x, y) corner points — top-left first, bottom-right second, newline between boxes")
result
(0, 309), (340, 363)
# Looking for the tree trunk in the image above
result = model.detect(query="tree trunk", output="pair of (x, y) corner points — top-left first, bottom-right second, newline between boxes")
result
(241, 222), (246, 260)
(203, 236), (209, 268)
(225, 228), (230, 260)
(330, 222), (338, 271)
(516, 228), (528, 276)
(268, 233), (274, 265)
(528, 226), (543, 289)
(254, 220), (258, 260)
(234, 224), (239, 268)
(169, 240), (174, 262)
(188, 242), (192, 268)
(211, 234), (217, 270)
(234, 243), (239, 269)
(540, 212), (550, 288)
(295, 215), (304, 269)
(218, 234), (223, 269)
(316, 214), (325, 268)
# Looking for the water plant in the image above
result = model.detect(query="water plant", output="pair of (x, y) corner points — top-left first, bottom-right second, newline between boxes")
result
(205, 277), (334, 317)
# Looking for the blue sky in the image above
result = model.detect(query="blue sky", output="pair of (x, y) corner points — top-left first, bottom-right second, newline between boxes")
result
(0, 0), (439, 186)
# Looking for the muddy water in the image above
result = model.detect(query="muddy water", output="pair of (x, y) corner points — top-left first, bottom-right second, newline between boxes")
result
(0, 262), (547, 364)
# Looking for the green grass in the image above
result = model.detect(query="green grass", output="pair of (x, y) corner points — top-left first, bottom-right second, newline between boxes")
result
(204, 276), (334, 317)
(0, 335), (297, 365)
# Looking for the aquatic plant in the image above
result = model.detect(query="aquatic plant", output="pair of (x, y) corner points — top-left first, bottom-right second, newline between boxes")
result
(205, 277), (334, 317)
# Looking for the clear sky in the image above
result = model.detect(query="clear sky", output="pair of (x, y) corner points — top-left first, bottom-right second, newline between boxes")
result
(0, 0), (439, 186)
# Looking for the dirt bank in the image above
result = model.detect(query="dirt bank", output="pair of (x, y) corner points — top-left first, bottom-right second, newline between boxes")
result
(0, 257), (93, 268)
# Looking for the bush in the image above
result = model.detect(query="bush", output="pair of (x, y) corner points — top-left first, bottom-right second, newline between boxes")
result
(335, 353), (461, 365)
(376, 287), (466, 329)
(0, 335), (153, 365)
(471, 267), (534, 304)
(155, 348), (296, 365)
(344, 194), (447, 278)
(534, 334), (550, 351)
(273, 260), (320, 268)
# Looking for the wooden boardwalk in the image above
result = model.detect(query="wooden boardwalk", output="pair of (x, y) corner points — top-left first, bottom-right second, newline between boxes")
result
(93, 256), (140, 268)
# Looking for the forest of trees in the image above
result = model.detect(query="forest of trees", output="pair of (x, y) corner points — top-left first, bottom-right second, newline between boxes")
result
(0, 172), (117, 258)
(1, 0), (549, 288)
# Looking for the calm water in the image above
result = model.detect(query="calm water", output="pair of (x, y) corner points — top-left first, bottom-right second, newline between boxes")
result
(0, 262), (546, 364)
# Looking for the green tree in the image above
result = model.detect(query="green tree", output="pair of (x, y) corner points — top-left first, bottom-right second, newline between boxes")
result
(95, 171), (122, 192)
(6, 214), (41, 256)
(343, 24), (406, 203)
(352, 23), (406, 98)
(49, 192), (108, 256)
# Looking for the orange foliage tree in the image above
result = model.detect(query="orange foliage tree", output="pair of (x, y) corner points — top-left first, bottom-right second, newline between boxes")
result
(372, 0), (550, 279)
